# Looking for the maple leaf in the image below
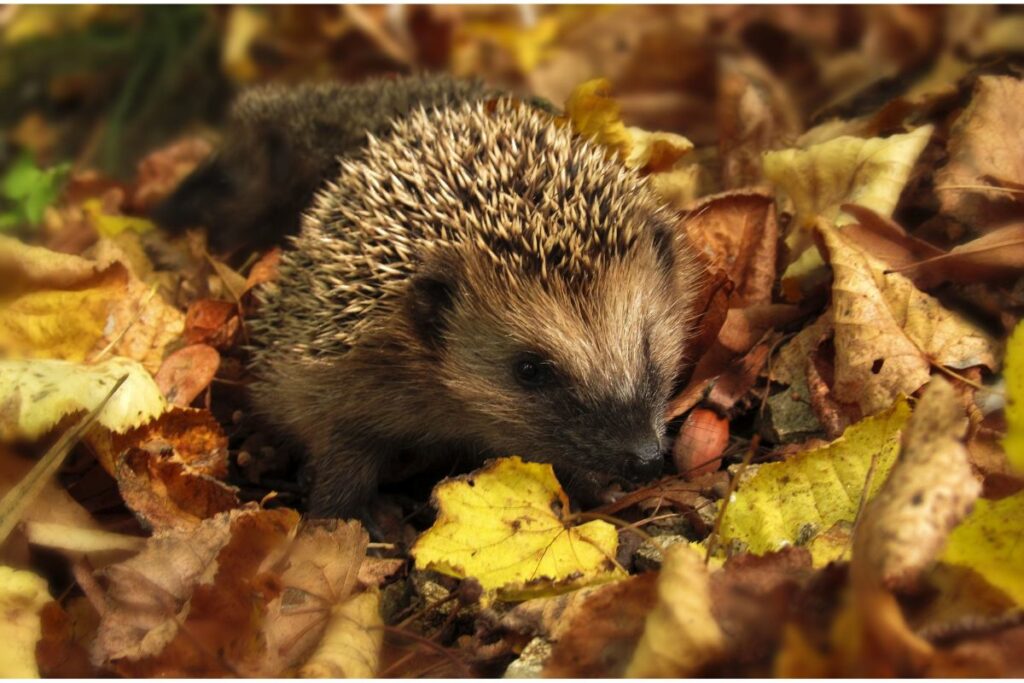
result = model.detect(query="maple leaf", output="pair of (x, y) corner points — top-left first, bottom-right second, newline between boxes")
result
(411, 456), (624, 602)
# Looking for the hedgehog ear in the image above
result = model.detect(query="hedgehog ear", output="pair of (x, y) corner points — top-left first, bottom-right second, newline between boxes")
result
(407, 269), (458, 350)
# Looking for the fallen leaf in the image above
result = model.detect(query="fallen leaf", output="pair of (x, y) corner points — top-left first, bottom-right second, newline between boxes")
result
(893, 223), (1024, 289)
(681, 190), (779, 308)
(764, 125), (933, 282)
(853, 377), (981, 592)
(625, 544), (724, 676)
(183, 300), (240, 349)
(719, 399), (910, 557)
(819, 221), (999, 415)
(93, 506), (299, 676)
(0, 357), (166, 441)
(411, 456), (624, 602)
(936, 76), (1024, 229)
(0, 566), (52, 677)
(1004, 321), (1024, 473)
(130, 137), (214, 213)
(298, 591), (383, 678)
(716, 53), (802, 189)
(543, 573), (658, 677)
(154, 344), (220, 407)
(563, 78), (693, 174)
(942, 492), (1024, 606)
(0, 236), (183, 372)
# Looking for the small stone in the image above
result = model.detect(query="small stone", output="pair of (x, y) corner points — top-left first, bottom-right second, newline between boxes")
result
(634, 535), (689, 572)
(503, 637), (552, 678)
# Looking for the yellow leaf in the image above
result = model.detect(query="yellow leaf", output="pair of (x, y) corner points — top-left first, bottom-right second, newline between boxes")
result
(942, 492), (1024, 605)
(0, 236), (183, 372)
(625, 544), (723, 677)
(719, 399), (911, 557)
(564, 79), (692, 174)
(83, 198), (155, 237)
(765, 125), (933, 233)
(1002, 321), (1024, 472)
(0, 566), (51, 677)
(0, 357), (167, 440)
(765, 125), (932, 285)
(411, 456), (624, 602)
(299, 591), (383, 678)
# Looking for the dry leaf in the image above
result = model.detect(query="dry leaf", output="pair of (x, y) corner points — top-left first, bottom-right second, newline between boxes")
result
(625, 544), (724, 676)
(543, 573), (658, 677)
(154, 344), (221, 407)
(681, 190), (778, 308)
(853, 377), (981, 591)
(819, 221), (999, 415)
(0, 357), (166, 441)
(93, 506), (299, 676)
(936, 76), (1024, 229)
(0, 236), (183, 372)
(298, 591), (383, 678)
(0, 566), (52, 677)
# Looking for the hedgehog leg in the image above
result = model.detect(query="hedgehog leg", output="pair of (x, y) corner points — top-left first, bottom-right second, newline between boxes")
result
(306, 437), (384, 520)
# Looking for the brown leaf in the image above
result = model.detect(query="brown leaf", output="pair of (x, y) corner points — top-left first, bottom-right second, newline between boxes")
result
(709, 548), (813, 673)
(183, 300), (240, 349)
(853, 376), (981, 592)
(670, 303), (801, 419)
(818, 221), (999, 415)
(891, 222), (1024, 288)
(625, 544), (724, 676)
(716, 53), (802, 189)
(154, 344), (221, 407)
(93, 506), (299, 676)
(130, 138), (213, 213)
(682, 190), (779, 308)
(115, 449), (240, 532)
(936, 76), (1024, 229)
(543, 573), (658, 677)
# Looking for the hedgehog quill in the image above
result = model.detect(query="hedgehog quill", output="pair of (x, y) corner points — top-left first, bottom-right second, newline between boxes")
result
(159, 76), (704, 517)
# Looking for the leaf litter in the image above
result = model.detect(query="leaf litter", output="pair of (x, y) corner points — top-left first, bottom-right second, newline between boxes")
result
(2, 5), (1024, 678)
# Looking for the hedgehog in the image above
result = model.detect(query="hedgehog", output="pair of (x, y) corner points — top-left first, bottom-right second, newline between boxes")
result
(152, 74), (489, 253)
(236, 81), (703, 517)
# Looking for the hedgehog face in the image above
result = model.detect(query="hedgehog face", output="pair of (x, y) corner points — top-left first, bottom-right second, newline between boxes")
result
(429, 232), (694, 496)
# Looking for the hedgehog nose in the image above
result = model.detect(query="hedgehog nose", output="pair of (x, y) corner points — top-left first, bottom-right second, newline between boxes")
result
(623, 439), (664, 483)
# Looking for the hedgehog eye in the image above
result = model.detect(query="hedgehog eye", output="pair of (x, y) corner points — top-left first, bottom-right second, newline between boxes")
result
(513, 353), (554, 389)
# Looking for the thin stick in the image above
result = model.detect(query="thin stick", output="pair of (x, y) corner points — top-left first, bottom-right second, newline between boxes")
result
(704, 434), (760, 563)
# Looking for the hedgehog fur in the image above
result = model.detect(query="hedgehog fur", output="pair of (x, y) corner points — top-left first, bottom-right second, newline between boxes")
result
(153, 74), (488, 253)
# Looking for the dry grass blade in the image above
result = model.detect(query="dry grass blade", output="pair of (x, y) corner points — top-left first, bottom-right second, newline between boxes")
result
(0, 373), (128, 543)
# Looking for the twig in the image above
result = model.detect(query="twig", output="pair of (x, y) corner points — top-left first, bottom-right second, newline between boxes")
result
(704, 434), (760, 563)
